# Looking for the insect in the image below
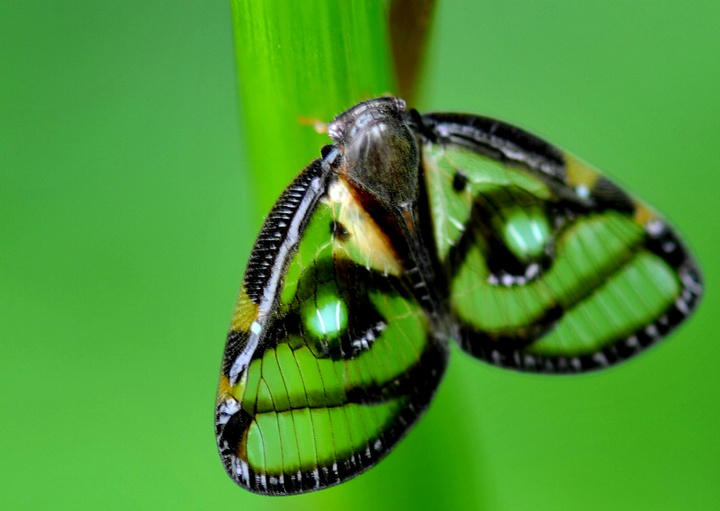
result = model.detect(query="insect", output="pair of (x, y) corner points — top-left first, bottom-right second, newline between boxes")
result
(215, 97), (702, 495)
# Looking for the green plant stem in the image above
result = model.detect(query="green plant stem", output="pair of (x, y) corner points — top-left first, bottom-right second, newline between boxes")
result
(231, 0), (396, 213)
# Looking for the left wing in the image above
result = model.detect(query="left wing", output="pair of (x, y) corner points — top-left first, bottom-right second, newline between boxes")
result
(216, 156), (447, 495)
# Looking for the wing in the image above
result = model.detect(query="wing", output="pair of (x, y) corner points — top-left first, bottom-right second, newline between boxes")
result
(417, 112), (702, 373)
(215, 157), (447, 495)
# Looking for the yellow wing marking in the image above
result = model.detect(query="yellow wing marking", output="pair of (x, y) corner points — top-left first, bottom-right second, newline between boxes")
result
(230, 285), (259, 333)
(325, 177), (404, 276)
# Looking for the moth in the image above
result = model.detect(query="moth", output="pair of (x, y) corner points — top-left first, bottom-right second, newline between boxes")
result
(215, 97), (702, 495)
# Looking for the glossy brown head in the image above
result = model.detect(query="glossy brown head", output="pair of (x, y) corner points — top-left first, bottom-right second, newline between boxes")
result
(327, 97), (420, 209)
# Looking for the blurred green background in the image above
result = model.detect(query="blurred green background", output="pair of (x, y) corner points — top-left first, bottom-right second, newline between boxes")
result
(2, 1), (718, 509)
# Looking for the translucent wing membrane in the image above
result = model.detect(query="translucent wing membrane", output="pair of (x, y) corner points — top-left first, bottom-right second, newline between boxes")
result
(216, 158), (447, 495)
(419, 113), (702, 373)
